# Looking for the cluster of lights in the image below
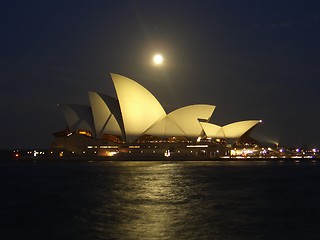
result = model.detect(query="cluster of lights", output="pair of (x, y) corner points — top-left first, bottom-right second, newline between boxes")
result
(100, 145), (118, 149)
(26, 150), (45, 157)
(87, 145), (98, 149)
(186, 145), (208, 148)
(129, 145), (140, 149)
(10, 144), (320, 159)
(13, 150), (20, 158)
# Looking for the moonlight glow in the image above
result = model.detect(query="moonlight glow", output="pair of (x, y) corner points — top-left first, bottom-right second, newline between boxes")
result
(153, 54), (163, 65)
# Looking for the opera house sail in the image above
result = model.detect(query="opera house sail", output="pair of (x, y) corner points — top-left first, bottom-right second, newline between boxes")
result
(50, 73), (262, 159)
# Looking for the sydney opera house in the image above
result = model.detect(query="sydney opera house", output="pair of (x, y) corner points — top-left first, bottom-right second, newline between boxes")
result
(50, 73), (262, 159)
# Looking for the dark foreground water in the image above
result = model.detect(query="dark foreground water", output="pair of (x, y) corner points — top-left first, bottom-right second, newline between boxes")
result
(1, 159), (320, 240)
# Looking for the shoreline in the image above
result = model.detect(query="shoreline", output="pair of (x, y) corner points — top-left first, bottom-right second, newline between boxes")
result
(9, 155), (320, 162)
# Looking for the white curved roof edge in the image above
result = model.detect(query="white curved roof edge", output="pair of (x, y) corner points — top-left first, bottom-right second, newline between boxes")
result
(88, 92), (123, 140)
(143, 104), (216, 139)
(200, 120), (261, 139)
(199, 122), (225, 138)
(110, 73), (166, 142)
(167, 104), (216, 138)
(222, 120), (262, 138)
(168, 104), (216, 119)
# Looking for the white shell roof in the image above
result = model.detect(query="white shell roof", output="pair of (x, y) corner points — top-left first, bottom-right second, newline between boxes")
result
(222, 120), (261, 138)
(199, 122), (225, 138)
(111, 73), (166, 142)
(59, 104), (95, 136)
(201, 120), (261, 139)
(143, 116), (186, 138)
(59, 73), (262, 143)
(143, 104), (215, 139)
(88, 92), (123, 139)
(167, 104), (215, 138)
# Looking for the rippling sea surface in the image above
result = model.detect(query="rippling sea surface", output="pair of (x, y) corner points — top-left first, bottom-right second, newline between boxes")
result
(1, 159), (320, 240)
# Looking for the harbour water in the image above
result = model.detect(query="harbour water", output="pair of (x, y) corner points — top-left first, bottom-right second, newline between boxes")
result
(1, 159), (320, 239)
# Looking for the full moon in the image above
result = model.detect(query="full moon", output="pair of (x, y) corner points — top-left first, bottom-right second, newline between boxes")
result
(153, 54), (163, 65)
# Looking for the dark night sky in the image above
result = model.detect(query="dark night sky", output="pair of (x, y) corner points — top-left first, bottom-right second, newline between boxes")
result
(1, 0), (320, 149)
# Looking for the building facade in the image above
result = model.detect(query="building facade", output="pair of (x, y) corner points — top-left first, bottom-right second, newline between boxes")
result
(50, 73), (261, 159)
